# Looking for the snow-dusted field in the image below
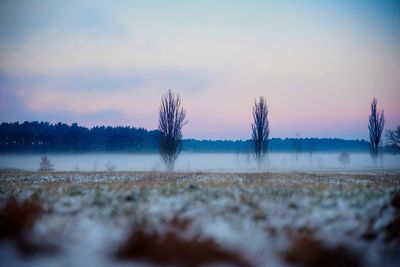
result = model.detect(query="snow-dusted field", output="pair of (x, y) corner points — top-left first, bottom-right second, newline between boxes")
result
(1, 171), (399, 267)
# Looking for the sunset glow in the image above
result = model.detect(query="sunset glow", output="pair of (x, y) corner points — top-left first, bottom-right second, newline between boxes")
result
(1, 0), (399, 139)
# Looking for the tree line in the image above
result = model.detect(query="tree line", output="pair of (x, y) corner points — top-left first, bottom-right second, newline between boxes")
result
(182, 138), (369, 153)
(0, 122), (369, 153)
(0, 122), (159, 152)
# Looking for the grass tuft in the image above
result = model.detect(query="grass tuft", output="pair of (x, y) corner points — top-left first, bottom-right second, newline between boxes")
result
(283, 236), (364, 267)
(115, 229), (251, 267)
(0, 197), (58, 255)
(0, 197), (43, 239)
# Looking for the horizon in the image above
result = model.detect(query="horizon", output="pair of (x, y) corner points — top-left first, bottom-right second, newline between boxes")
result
(1, 1), (400, 140)
(1, 120), (372, 142)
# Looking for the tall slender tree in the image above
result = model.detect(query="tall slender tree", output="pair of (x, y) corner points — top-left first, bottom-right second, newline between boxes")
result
(368, 97), (385, 161)
(251, 96), (269, 166)
(158, 89), (187, 171)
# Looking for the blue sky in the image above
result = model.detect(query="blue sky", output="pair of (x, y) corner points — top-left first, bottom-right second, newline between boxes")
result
(0, 0), (399, 139)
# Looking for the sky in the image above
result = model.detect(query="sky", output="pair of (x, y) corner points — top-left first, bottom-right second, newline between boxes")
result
(0, 0), (399, 140)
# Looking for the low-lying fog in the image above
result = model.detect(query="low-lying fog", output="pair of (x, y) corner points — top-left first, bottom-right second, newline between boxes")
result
(0, 152), (399, 172)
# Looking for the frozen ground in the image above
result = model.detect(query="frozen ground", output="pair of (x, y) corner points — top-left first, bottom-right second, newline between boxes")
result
(0, 171), (399, 267)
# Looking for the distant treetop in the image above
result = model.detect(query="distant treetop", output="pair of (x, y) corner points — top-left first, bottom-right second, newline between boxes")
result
(0, 121), (370, 153)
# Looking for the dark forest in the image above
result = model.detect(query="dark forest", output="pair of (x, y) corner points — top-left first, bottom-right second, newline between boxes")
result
(0, 121), (369, 153)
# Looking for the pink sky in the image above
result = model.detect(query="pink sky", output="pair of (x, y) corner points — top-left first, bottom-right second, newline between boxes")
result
(0, 1), (399, 139)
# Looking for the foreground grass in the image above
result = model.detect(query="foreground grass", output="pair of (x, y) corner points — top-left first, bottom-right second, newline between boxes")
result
(0, 170), (399, 267)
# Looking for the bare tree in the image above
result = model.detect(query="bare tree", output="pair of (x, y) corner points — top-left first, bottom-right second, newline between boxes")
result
(368, 97), (385, 161)
(39, 156), (54, 171)
(386, 126), (400, 153)
(158, 89), (187, 171)
(251, 96), (269, 166)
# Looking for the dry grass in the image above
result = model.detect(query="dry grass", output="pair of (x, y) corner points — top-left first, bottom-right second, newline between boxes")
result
(384, 192), (400, 243)
(361, 191), (400, 244)
(0, 197), (43, 239)
(283, 236), (364, 267)
(114, 213), (251, 266)
(0, 196), (58, 255)
(385, 215), (400, 243)
(1, 170), (399, 192)
(165, 215), (192, 232)
(115, 229), (251, 267)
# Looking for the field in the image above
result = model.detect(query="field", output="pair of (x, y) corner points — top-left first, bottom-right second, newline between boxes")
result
(1, 171), (399, 267)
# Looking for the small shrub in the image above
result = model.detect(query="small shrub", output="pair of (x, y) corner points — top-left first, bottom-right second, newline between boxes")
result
(39, 156), (54, 172)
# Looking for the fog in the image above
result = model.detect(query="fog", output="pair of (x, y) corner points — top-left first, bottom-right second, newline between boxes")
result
(0, 152), (399, 172)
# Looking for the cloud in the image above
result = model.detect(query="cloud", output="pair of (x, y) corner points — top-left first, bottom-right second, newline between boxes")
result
(0, 69), (214, 130)
(0, 86), (154, 128)
(0, 1), (400, 139)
